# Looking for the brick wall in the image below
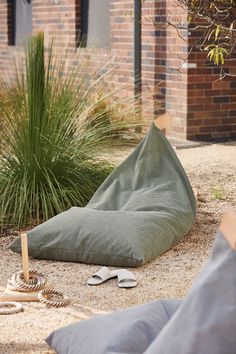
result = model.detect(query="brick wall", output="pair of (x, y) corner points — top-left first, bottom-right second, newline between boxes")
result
(0, 0), (235, 141)
(164, 0), (188, 138)
(0, 1), (14, 81)
(110, 0), (133, 84)
(187, 33), (236, 140)
(33, 0), (77, 50)
(148, 0), (236, 140)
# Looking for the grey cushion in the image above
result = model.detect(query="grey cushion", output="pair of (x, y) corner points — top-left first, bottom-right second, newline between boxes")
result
(46, 299), (181, 354)
(144, 231), (236, 354)
(10, 123), (196, 266)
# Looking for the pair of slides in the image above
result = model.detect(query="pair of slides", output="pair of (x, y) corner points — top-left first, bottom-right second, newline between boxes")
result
(87, 267), (137, 288)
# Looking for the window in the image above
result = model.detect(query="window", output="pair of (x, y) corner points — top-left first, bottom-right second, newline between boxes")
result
(12, 0), (32, 46)
(81, 0), (110, 48)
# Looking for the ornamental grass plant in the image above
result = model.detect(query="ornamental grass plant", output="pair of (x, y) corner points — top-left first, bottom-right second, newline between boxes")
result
(0, 33), (140, 228)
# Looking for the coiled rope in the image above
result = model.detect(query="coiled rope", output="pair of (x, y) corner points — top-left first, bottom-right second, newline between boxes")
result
(0, 302), (23, 315)
(38, 289), (70, 308)
(1, 269), (70, 314)
(8, 269), (47, 292)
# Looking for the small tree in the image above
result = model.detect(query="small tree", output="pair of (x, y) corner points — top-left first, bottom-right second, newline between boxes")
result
(177, 0), (236, 66)
(140, 0), (236, 75)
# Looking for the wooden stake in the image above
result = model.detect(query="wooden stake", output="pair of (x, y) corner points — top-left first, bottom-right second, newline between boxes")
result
(0, 233), (52, 302)
(219, 210), (236, 250)
(155, 114), (171, 134)
(21, 233), (29, 282)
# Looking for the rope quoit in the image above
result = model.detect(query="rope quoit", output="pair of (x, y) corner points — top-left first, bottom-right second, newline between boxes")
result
(1, 234), (70, 314)
(0, 302), (23, 315)
(38, 289), (70, 308)
(8, 269), (47, 292)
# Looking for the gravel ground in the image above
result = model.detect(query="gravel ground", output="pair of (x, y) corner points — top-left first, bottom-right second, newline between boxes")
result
(0, 140), (235, 354)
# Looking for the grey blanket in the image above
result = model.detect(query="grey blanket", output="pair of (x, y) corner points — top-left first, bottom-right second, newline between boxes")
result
(144, 231), (236, 354)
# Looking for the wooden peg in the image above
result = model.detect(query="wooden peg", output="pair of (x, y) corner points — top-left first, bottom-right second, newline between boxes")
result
(21, 233), (29, 282)
(0, 233), (52, 302)
(219, 210), (236, 250)
(155, 113), (171, 133)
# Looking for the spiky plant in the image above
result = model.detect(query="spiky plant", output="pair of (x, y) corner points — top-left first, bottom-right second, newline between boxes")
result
(0, 33), (138, 228)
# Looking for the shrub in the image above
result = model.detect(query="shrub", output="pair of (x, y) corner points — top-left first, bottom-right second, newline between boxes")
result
(0, 33), (139, 228)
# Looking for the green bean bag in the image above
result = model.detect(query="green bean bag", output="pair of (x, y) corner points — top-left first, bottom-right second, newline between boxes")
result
(10, 123), (196, 267)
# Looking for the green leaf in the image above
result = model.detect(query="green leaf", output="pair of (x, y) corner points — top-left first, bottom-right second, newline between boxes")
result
(215, 25), (221, 41)
(215, 47), (219, 65)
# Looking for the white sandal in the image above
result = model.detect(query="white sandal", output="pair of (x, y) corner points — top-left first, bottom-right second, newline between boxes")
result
(87, 267), (117, 286)
(117, 269), (137, 288)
